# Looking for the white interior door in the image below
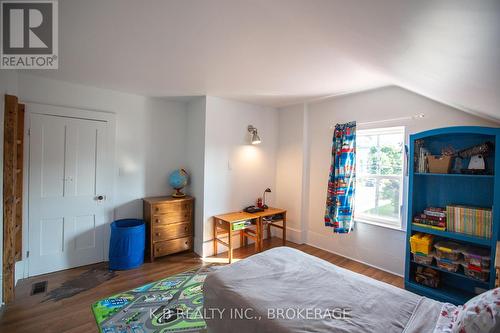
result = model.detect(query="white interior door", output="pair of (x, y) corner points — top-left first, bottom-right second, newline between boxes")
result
(28, 112), (111, 276)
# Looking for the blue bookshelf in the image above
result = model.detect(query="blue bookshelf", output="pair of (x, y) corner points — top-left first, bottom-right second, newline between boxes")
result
(405, 126), (500, 304)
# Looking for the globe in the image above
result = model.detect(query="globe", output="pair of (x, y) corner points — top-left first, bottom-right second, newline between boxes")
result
(169, 169), (189, 197)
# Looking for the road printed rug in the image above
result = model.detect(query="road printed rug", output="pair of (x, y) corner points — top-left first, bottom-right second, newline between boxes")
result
(92, 267), (211, 333)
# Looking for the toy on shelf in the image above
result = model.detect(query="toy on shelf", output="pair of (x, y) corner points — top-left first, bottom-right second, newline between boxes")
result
(434, 241), (463, 261)
(457, 141), (494, 174)
(460, 246), (491, 282)
(427, 155), (453, 174)
(415, 139), (495, 175)
(462, 264), (489, 282)
(462, 247), (491, 269)
(415, 266), (440, 288)
(410, 233), (434, 255)
(435, 257), (461, 272)
(413, 252), (434, 265)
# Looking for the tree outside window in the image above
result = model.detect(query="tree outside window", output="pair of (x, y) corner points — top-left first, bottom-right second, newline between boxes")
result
(355, 127), (405, 227)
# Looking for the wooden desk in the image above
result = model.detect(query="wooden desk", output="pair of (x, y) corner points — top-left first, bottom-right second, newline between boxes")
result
(213, 208), (287, 262)
(251, 207), (287, 251)
(213, 212), (259, 263)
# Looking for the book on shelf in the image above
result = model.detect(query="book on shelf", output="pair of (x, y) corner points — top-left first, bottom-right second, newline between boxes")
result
(415, 215), (445, 224)
(414, 207), (447, 229)
(422, 212), (446, 220)
(446, 205), (492, 239)
(424, 208), (446, 218)
(415, 140), (430, 173)
(423, 216), (446, 223)
(412, 222), (446, 231)
(426, 207), (446, 213)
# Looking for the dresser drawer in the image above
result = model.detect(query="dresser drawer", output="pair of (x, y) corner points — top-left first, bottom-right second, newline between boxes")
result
(152, 201), (191, 215)
(154, 237), (192, 257)
(152, 210), (192, 225)
(153, 223), (191, 242)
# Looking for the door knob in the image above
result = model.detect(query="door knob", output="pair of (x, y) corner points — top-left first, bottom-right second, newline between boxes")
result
(96, 195), (106, 201)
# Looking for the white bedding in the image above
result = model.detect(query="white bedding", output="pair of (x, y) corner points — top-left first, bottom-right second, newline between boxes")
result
(203, 247), (442, 333)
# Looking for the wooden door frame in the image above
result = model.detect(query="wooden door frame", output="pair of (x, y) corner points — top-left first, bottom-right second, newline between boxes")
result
(2, 95), (24, 304)
(23, 103), (116, 279)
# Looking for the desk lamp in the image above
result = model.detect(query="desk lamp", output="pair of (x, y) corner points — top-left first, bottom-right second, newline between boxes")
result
(262, 188), (271, 209)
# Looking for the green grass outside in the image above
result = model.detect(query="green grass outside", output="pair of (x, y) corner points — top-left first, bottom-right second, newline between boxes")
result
(366, 203), (398, 219)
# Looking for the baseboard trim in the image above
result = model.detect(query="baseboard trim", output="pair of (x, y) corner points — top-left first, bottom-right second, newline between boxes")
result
(271, 226), (303, 244)
(306, 230), (404, 277)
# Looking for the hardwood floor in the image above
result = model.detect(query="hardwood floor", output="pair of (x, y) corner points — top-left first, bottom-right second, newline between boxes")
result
(0, 238), (403, 333)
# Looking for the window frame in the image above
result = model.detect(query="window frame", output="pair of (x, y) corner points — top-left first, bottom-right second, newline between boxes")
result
(354, 126), (406, 230)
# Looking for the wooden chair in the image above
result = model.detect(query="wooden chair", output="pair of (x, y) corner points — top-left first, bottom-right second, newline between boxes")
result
(240, 221), (260, 253)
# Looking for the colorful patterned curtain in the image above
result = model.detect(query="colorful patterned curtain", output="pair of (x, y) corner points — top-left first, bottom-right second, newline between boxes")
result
(324, 121), (356, 233)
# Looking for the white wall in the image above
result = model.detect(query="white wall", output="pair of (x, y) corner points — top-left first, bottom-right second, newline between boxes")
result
(0, 71), (19, 303)
(17, 73), (188, 219)
(144, 98), (188, 199)
(278, 86), (498, 276)
(7, 74), (495, 286)
(185, 97), (206, 256)
(12, 73), (189, 280)
(275, 104), (307, 243)
(203, 96), (279, 256)
(3, 75), (278, 283)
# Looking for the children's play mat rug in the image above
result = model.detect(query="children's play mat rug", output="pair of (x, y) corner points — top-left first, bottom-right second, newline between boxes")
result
(92, 267), (211, 333)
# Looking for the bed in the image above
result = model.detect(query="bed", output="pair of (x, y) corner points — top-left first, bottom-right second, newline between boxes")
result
(203, 247), (442, 333)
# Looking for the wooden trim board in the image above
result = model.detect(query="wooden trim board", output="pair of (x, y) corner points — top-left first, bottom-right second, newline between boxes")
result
(3, 94), (25, 304)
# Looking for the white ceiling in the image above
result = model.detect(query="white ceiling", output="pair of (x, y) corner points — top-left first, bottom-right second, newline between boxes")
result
(30, 0), (500, 120)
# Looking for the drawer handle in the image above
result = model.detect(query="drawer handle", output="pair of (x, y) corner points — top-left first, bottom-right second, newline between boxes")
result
(155, 207), (159, 212)
(185, 241), (189, 245)
(184, 226), (188, 232)
(184, 213), (188, 218)
(156, 233), (161, 236)
(155, 219), (160, 223)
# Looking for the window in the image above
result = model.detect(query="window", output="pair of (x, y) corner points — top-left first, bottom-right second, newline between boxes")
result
(355, 126), (405, 228)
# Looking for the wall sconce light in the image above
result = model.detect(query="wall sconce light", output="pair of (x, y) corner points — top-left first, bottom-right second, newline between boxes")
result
(248, 125), (261, 145)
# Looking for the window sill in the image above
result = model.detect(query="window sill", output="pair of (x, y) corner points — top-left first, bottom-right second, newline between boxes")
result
(354, 217), (405, 232)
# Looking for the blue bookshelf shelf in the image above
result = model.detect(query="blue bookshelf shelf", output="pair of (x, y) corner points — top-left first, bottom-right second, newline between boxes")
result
(406, 281), (475, 305)
(405, 126), (500, 305)
(411, 225), (491, 246)
(414, 173), (494, 179)
(410, 260), (490, 288)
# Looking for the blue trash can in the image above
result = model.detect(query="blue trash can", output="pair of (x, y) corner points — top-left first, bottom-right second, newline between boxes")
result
(109, 219), (145, 270)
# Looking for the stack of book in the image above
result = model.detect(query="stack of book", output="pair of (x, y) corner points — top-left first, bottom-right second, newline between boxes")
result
(413, 207), (447, 231)
(415, 140), (430, 173)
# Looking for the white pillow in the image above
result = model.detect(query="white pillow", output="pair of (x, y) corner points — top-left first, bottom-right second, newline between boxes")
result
(434, 288), (500, 333)
(433, 302), (460, 333)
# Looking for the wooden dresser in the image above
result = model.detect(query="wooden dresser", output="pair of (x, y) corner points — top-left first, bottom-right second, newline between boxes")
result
(143, 196), (194, 261)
